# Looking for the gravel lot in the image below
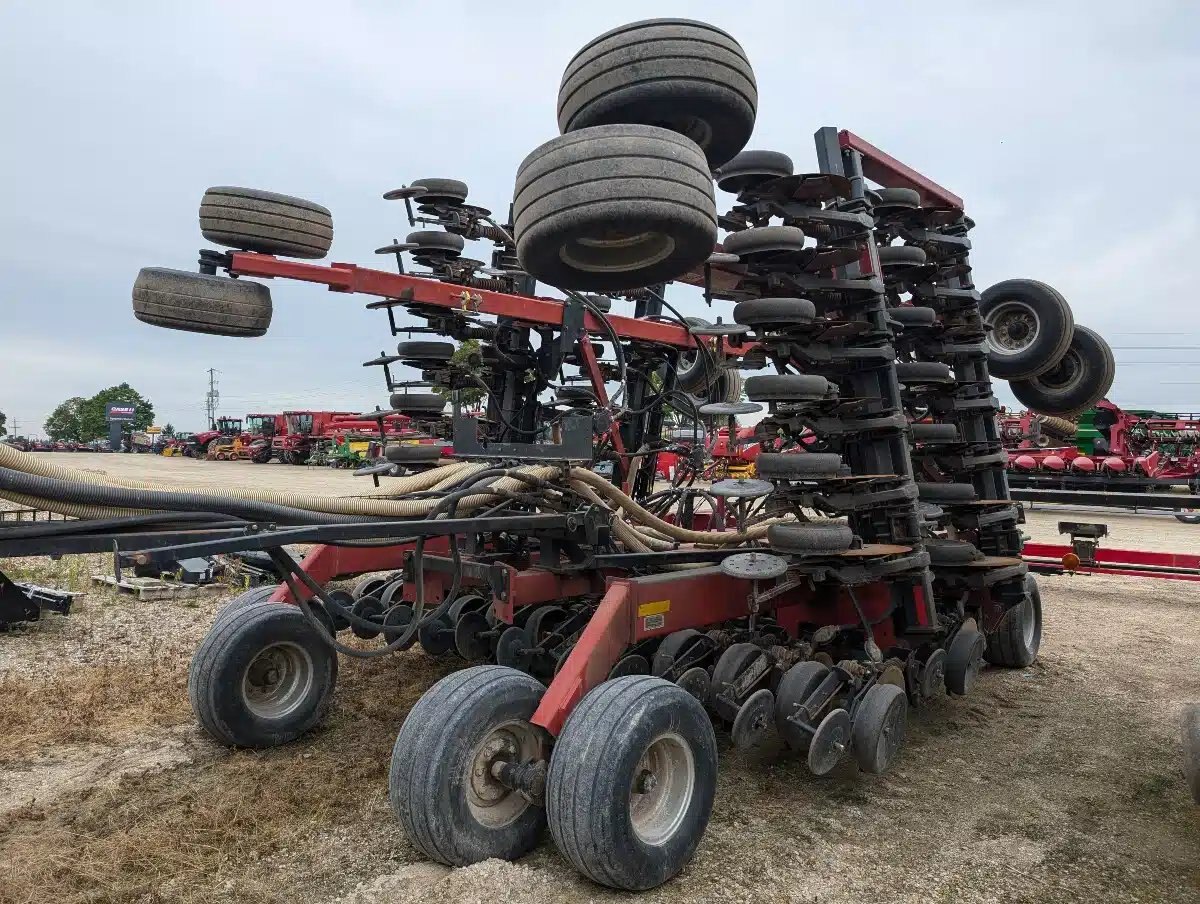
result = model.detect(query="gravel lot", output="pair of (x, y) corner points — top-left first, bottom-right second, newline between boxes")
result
(1, 454), (1197, 904)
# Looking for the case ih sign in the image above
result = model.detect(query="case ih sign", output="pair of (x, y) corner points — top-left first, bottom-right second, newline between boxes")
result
(105, 403), (137, 422)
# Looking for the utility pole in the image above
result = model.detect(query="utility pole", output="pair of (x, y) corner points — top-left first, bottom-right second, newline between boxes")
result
(205, 368), (220, 428)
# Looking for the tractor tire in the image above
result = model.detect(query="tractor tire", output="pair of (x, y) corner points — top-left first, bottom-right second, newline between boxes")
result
(1009, 325), (1115, 417)
(756, 452), (844, 480)
(409, 178), (469, 205)
(985, 574), (1043, 668)
(745, 374), (834, 403)
(714, 149), (793, 195)
(513, 124), (717, 291)
(557, 18), (756, 169)
(188, 602), (337, 748)
(732, 297), (816, 329)
(877, 245), (927, 267)
(767, 522), (855, 555)
(389, 666), (547, 866)
(979, 279), (1075, 380)
(199, 186), (333, 259)
(722, 225), (806, 258)
(211, 586), (279, 628)
(395, 340), (456, 361)
(888, 306), (937, 328)
(546, 675), (717, 890)
(132, 267), (272, 338)
(582, 293), (612, 313)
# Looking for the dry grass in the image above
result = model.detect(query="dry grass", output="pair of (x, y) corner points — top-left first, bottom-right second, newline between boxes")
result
(0, 648), (187, 762)
(0, 648), (457, 904)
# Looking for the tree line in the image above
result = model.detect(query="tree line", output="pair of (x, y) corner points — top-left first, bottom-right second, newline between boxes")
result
(42, 383), (155, 442)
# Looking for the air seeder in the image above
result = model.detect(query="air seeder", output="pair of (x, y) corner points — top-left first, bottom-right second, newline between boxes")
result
(0, 17), (1121, 892)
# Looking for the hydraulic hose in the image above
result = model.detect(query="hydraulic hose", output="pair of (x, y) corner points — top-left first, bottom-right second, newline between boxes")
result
(0, 442), (484, 517)
(0, 467), (380, 525)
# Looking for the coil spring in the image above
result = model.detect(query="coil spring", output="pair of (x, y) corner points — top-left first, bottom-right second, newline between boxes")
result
(474, 223), (512, 243)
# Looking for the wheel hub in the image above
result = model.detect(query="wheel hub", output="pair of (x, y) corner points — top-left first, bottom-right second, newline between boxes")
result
(988, 300), (1039, 354)
(241, 642), (314, 720)
(629, 732), (695, 846)
(465, 720), (542, 828)
(560, 231), (676, 273)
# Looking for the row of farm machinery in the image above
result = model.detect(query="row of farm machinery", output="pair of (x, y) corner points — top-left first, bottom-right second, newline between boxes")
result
(180, 409), (447, 466)
(2, 17), (1197, 890)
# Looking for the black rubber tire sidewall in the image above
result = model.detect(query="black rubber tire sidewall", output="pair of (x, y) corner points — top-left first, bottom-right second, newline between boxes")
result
(985, 574), (1043, 667)
(188, 602), (336, 748)
(389, 666), (547, 866)
(557, 19), (756, 168)
(389, 392), (446, 414)
(1009, 325), (1115, 417)
(745, 373), (832, 402)
(980, 279), (1075, 380)
(200, 186), (332, 259)
(514, 125), (717, 291)
(767, 522), (854, 554)
(916, 482), (976, 503)
(546, 675), (717, 890)
(133, 267), (272, 338)
(756, 451), (844, 479)
(850, 683), (907, 774)
(732, 297), (816, 328)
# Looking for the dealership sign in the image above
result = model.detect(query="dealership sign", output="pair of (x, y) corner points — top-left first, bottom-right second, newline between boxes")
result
(106, 403), (137, 422)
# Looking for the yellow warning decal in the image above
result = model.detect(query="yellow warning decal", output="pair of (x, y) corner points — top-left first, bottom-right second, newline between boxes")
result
(637, 599), (670, 618)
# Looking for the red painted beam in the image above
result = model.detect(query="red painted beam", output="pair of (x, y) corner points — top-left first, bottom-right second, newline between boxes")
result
(1023, 543), (1200, 570)
(839, 130), (964, 210)
(532, 579), (634, 735)
(228, 252), (703, 351)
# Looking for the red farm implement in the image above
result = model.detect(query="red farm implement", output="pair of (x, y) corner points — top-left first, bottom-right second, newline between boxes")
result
(6, 15), (1184, 892)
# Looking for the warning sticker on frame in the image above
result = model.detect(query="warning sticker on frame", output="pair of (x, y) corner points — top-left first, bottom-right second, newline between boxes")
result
(638, 599), (669, 632)
(638, 599), (670, 618)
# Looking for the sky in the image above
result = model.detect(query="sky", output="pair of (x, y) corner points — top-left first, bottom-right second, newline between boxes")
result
(2, 1), (1198, 435)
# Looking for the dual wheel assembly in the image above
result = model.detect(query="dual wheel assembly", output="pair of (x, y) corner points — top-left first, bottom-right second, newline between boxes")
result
(980, 279), (1115, 416)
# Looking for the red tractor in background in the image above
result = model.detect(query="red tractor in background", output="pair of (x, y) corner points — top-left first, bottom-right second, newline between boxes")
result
(272, 410), (413, 465)
(189, 416), (243, 458)
(244, 413), (288, 463)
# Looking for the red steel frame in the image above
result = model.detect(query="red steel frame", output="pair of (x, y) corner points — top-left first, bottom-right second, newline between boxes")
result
(229, 252), (703, 351)
(837, 130), (964, 210)
(1022, 542), (1200, 582)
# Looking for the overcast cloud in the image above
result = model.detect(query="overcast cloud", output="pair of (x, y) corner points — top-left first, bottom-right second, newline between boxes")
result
(2, 1), (1198, 434)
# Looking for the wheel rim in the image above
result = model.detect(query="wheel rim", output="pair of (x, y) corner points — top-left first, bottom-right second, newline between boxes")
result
(242, 642), (314, 720)
(559, 231), (676, 274)
(1021, 599), (1037, 648)
(1036, 347), (1084, 393)
(985, 300), (1039, 356)
(466, 720), (541, 829)
(629, 731), (695, 846)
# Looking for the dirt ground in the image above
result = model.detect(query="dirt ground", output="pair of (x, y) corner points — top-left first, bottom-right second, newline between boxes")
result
(1, 454), (1198, 904)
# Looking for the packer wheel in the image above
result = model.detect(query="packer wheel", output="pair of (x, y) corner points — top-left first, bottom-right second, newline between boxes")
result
(546, 675), (717, 890)
(389, 666), (547, 866)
